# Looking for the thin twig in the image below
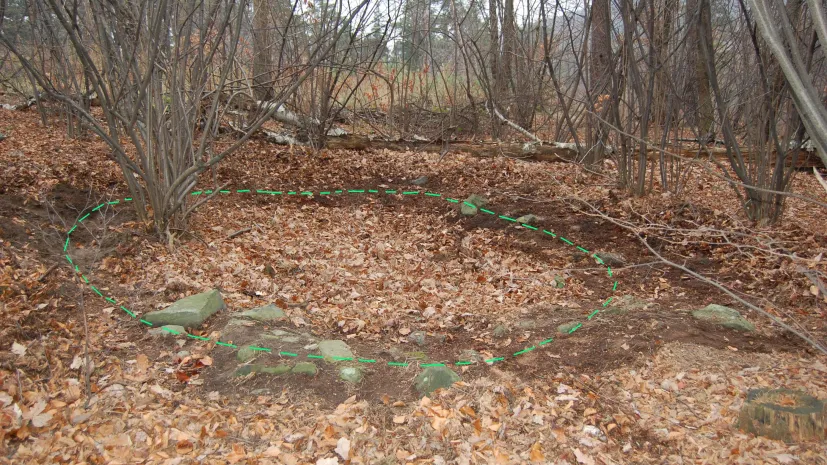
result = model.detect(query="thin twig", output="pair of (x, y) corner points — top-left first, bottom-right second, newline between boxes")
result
(227, 227), (252, 239)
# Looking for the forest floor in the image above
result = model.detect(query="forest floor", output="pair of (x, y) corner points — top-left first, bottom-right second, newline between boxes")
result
(1, 108), (826, 464)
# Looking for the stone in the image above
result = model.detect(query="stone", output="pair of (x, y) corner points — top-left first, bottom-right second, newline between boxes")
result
(144, 289), (225, 328)
(318, 340), (354, 362)
(237, 345), (258, 363)
(0, 133), (6, 142)
(241, 303), (286, 322)
(517, 319), (537, 329)
(292, 362), (318, 376)
(557, 321), (581, 334)
(408, 331), (427, 346)
(606, 295), (652, 314)
(411, 176), (429, 186)
(692, 304), (755, 332)
(339, 367), (363, 383)
(461, 194), (488, 216)
(594, 251), (626, 267)
(737, 388), (825, 442)
(260, 364), (292, 375)
(404, 351), (428, 361)
(492, 324), (509, 338)
(235, 364), (291, 377)
(414, 366), (461, 397)
(516, 214), (539, 225)
(459, 349), (484, 363)
(148, 325), (186, 338)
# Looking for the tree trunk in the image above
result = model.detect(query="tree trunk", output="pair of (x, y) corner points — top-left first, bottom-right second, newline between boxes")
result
(586, 0), (612, 165)
(252, 0), (274, 101)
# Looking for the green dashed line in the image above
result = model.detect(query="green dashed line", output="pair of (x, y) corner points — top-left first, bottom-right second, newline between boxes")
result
(62, 187), (622, 371)
(120, 306), (136, 318)
(513, 346), (535, 356)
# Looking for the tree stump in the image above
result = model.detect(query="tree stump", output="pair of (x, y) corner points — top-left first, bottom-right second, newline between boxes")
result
(737, 388), (825, 443)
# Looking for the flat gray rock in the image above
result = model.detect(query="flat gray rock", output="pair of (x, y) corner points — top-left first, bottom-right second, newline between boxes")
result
(339, 367), (363, 383)
(292, 362), (318, 375)
(692, 304), (755, 332)
(415, 366), (460, 397)
(594, 251), (626, 267)
(461, 194), (488, 216)
(148, 325), (186, 338)
(319, 340), (354, 362)
(557, 321), (580, 334)
(241, 304), (286, 322)
(408, 331), (427, 346)
(144, 289), (225, 328)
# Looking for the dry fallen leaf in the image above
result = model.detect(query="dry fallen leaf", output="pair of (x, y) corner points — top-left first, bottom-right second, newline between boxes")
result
(573, 447), (595, 465)
(393, 415), (407, 424)
(11, 342), (26, 357)
(334, 437), (350, 460)
(529, 442), (545, 462)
